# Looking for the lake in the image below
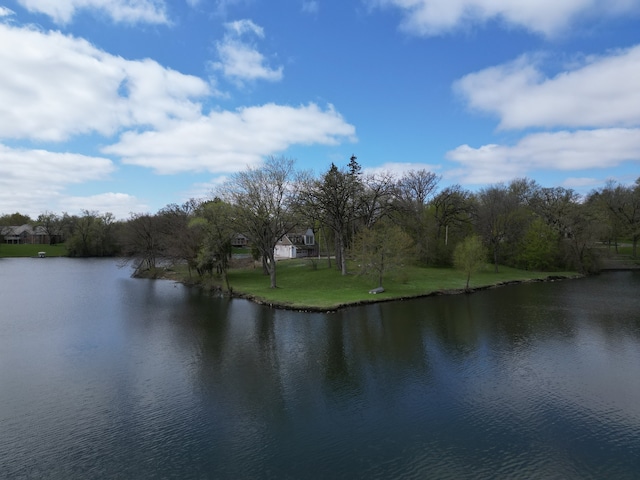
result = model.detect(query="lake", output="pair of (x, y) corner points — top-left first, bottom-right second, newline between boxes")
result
(1, 258), (639, 479)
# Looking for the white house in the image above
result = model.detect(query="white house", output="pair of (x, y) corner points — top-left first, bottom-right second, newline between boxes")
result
(274, 228), (317, 259)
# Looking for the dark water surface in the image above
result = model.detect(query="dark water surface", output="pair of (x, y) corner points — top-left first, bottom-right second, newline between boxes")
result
(1, 258), (639, 479)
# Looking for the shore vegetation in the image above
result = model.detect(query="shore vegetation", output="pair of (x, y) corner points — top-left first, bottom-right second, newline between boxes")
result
(162, 258), (579, 311)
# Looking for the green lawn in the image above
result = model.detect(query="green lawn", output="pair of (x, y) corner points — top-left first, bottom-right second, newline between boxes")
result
(218, 258), (578, 310)
(0, 244), (67, 257)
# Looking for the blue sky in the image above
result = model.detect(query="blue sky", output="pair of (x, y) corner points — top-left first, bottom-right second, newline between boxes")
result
(1, 0), (639, 219)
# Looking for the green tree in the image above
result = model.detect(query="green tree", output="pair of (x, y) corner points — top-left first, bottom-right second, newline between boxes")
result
(453, 235), (487, 290)
(517, 217), (560, 270)
(66, 211), (118, 257)
(190, 199), (235, 291)
(300, 157), (364, 275)
(0, 212), (32, 226)
(351, 218), (413, 289)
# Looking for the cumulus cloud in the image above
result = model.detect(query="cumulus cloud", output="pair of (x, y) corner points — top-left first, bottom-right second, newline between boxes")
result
(0, 143), (115, 216)
(446, 128), (640, 184)
(0, 23), (209, 142)
(211, 19), (283, 84)
(371, 0), (640, 37)
(455, 46), (640, 130)
(0, 21), (357, 214)
(103, 103), (357, 174)
(16, 0), (168, 25)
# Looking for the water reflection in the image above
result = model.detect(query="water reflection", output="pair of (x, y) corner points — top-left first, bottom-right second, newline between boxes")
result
(1, 259), (639, 479)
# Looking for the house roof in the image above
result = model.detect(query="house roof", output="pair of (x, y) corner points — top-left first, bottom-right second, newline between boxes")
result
(1, 224), (47, 236)
(277, 228), (316, 247)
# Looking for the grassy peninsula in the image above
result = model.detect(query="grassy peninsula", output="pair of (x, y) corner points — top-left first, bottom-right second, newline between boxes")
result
(0, 244), (68, 257)
(168, 258), (579, 311)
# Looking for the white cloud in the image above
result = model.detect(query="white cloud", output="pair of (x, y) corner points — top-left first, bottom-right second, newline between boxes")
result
(562, 177), (601, 189)
(371, 0), (639, 37)
(61, 193), (148, 218)
(103, 103), (357, 174)
(212, 0), (248, 16)
(16, 0), (168, 25)
(0, 23), (209, 142)
(446, 128), (640, 184)
(225, 19), (264, 37)
(0, 143), (115, 217)
(302, 1), (319, 14)
(364, 162), (441, 177)
(211, 19), (283, 83)
(0, 6), (15, 17)
(455, 46), (640, 130)
(184, 176), (231, 202)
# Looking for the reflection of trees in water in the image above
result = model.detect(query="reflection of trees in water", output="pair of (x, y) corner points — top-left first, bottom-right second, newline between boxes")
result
(323, 313), (352, 389)
(162, 274), (640, 477)
(189, 300), (441, 421)
(183, 274), (640, 430)
(193, 301), (287, 421)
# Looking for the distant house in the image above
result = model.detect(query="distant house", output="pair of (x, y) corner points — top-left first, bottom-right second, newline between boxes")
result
(231, 233), (250, 248)
(1, 225), (51, 244)
(275, 228), (318, 259)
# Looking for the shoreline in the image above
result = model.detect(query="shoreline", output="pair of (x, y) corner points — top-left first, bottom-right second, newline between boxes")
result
(161, 270), (585, 313)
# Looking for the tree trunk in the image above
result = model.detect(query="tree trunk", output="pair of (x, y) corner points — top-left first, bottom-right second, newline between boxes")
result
(268, 253), (277, 288)
(321, 225), (331, 268)
(339, 239), (347, 276)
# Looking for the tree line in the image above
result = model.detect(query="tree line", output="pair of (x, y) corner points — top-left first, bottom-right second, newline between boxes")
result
(2, 156), (639, 287)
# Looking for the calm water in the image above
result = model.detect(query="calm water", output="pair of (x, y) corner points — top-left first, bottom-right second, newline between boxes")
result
(1, 258), (639, 479)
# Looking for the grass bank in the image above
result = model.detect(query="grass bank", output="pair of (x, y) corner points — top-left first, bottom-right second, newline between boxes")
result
(0, 244), (67, 257)
(174, 258), (579, 311)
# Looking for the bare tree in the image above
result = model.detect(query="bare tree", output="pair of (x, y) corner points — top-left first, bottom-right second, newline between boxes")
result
(597, 178), (640, 258)
(157, 200), (203, 278)
(433, 185), (472, 240)
(474, 184), (518, 272)
(120, 213), (162, 275)
(36, 211), (62, 245)
(358, 171), (396, 229)
(392, 169), (440, 264)
(222, 156), (299, 289)
(529, 186), (580, 238)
